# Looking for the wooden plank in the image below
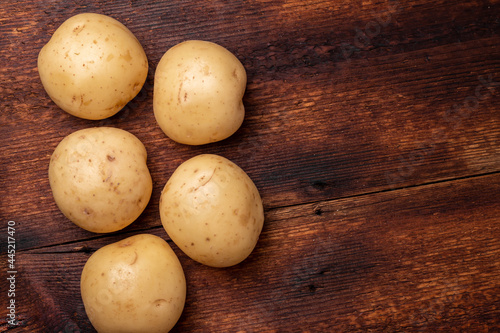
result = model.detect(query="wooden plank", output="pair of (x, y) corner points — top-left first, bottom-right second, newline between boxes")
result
(1, 0), (499, 252)
(0, 0), (500, 331)
(3, 173), (499, 332)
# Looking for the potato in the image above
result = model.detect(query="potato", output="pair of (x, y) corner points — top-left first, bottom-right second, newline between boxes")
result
(81, 234), (186, 333)
(153, 40), (247, 145)
(160, 154), (264, 267)
(38, 13), (148, 120)
(48, 127), (152, 233)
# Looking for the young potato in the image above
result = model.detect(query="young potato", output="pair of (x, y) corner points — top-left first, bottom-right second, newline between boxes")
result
(81, 234), (186, 333)
(38, 13), (148, 120)
(153, 40), (247, 145)
(48, 127), (152, 233)
(160, 154), (264, 267)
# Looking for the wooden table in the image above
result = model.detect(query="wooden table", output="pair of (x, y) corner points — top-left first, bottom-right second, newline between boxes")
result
(1, 0), (499, 331)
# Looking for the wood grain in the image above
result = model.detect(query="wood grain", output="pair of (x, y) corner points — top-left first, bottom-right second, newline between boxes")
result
(4, 173), (500, 332)
(1, 0), (499, 331)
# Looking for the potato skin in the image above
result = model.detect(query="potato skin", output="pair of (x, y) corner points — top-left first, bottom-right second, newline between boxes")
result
(153, 40), (247, 145)
(48, 127), (152, 233)
(80, 234), (186, 333)
(160, 154), (264, 267)
(37, 13), (148, 120)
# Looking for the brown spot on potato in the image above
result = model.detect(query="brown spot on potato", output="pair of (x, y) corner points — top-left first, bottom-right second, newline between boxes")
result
(193, 168), (216, 191)
(107, 155), (115, 161)
(239, 214), (249, 227)
(73, 24), (85, 34)
(119, 240), (133, 247)
(119, 49), (132, 62)
(177, 81), (183, 104)
(132, 81), (141, 91)
(153, 299), (168, 308)
(129, 251), (138, 265)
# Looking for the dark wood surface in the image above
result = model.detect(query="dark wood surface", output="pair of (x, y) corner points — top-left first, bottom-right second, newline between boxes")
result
(1, 0), (499, 332)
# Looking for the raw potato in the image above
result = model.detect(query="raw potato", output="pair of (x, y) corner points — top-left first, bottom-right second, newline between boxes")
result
(160, 154), (264, 267)
(48, 127), (152, 233)
(81, 234), (186, 333)
(38, 13), (148, 120)
(154, 40), (247, 145)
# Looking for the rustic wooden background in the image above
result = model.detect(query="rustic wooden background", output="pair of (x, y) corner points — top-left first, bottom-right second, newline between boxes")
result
(1, 0), (499, 331)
